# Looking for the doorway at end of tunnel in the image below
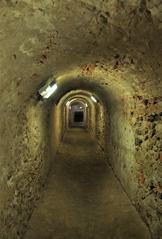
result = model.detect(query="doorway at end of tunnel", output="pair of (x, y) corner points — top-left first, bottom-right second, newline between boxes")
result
(68, 101), (87, 128)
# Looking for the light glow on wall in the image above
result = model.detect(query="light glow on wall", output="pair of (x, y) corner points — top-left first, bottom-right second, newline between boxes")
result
(66, 101), (70, 106)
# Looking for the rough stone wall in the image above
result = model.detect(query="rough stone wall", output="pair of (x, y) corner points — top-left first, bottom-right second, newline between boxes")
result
(96, 103), (107, 150)
(0, 100), (51, 239)
(107, 95), (135, 194)
(51, 102), (65, 158)
(88, 102), (96, 136)
(107, 95), (162, 239)
(131, 96), (162, 239)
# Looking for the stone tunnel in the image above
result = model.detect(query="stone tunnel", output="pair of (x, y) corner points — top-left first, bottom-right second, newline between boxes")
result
(0, 0), (162, 238)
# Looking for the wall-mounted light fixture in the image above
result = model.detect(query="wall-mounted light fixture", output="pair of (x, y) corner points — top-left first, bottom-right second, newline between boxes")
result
(38, 77), (58, 99)
(91, 95), (97, 103)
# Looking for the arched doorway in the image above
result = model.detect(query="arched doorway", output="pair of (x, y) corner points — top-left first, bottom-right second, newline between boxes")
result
(68, 101), (87, 128)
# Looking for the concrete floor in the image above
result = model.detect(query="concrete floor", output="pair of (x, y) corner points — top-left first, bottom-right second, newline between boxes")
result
(23, 129), (151, 239)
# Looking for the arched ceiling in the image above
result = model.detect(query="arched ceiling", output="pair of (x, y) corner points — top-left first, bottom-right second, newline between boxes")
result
(51, 82), (103, 105)
(56, 90), (98, 111)
(0, 0), (162, 110)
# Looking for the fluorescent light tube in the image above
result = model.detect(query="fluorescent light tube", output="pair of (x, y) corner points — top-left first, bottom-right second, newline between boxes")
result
(40, 83), (58, 99)
(91, 96), (97, 103)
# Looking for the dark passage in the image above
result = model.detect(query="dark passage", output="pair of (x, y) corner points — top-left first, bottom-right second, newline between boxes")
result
(24, 129), (150, 239)
(74, 111), (84, 122)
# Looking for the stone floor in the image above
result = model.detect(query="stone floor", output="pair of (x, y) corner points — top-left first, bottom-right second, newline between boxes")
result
(23, 129), (151, 239)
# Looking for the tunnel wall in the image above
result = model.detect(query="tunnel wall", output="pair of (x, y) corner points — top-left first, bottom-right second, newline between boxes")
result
(96, 102), (107, 150)
(0, 100), (51, 239)
(130, 96), (162, 238)
(51, 103), (62, 158)
(88, 102), (96, 136)
(107, 94), (162, 238)
(107, 95), (135, 195)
